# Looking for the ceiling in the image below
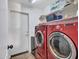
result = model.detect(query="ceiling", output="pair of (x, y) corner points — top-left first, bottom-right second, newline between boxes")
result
(8, 0), (57, 9)
(8, 0), (78, 9)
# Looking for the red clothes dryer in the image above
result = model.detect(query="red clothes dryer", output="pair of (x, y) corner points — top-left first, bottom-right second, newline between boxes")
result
(35, 25), (47, 59)
(35, 17), (78, 59)
(47, 17), (78, 59)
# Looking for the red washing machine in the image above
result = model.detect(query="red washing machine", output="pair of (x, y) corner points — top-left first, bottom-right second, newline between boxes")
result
(35, 17), (78, 59)
(47, 17), (78, 59)
(35, 25), (47, 59)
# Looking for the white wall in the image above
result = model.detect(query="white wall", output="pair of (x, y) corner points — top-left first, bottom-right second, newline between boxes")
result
(21, 7), (44, 36)
(60, 3), (78, 19)
(0, 0), (8, 59)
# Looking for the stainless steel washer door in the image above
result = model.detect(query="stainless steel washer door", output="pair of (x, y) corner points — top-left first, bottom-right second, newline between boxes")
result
(48, 32), (77, 59)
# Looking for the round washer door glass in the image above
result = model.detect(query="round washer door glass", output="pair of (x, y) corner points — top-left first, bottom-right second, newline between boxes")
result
(36, 31), (43, 46)
(49, 32), (72, 58)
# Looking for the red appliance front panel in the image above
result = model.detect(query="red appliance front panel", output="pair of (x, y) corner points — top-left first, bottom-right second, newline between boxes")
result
(35, 25), (47, 59)
(47, 17), (78, 59)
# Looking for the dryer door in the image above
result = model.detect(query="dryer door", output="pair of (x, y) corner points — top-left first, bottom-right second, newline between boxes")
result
(35, 31), (46, 59)
(35, 31), (44, 47)
(48, 32), (77, 59)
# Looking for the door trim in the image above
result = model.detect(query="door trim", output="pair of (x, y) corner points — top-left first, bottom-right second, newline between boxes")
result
(10, 51), (29, 58)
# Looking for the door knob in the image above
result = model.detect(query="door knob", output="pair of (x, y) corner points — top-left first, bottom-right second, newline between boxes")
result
(7, 45), (13, 49)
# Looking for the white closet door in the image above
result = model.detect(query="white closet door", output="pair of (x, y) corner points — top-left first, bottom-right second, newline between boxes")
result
(8, 11), (29, 55)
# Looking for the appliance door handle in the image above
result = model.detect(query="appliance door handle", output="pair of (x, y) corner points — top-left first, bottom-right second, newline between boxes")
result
(32, 47), (38, 51)
(37, 52), (42, 57)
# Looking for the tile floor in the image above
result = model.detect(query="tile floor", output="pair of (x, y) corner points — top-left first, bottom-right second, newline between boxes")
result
(11, 53), (35, 59)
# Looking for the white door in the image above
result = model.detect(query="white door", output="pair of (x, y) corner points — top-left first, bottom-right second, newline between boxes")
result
(8, 11), (29, 55)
